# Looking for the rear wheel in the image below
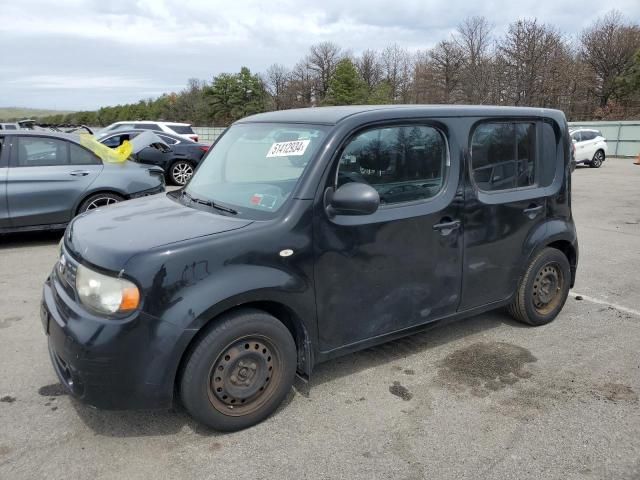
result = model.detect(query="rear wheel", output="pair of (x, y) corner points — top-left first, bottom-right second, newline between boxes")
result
(169, 160), (194, 186)
(78, 192), (123, 213)
(180, 309), (296, 431)
(590, 150), (604, 168)
(508, 248), (571, 326)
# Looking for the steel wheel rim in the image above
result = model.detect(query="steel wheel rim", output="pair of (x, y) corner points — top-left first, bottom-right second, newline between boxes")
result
(172, 163), (193, 185)
(532, 262), (564, 315)
(86, 197), (118, 210)
(207, 335), (282, 417)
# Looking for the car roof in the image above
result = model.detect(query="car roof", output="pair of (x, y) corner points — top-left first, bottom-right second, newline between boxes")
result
(112, 121), (191, 126)
(236, 105), (567, 126)
(0, 130), (83, 143)
(100, 129), (183, 139)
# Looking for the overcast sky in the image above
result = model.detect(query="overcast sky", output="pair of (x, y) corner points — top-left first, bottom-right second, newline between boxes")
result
(2, 0), (639, 111)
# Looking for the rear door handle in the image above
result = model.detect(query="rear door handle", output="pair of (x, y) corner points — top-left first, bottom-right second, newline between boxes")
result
(523, 204), (543, 219)
(70, 170), (90, 176)
(433, 218), (461, 235)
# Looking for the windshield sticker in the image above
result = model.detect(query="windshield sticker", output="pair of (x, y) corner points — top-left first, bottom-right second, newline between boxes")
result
(266, 139), (310, 158)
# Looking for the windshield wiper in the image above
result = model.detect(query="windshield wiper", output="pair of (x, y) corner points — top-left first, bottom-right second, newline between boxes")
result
(181, 190), (238, 215)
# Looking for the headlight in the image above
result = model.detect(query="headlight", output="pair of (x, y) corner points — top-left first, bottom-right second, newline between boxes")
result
(76, 264), (140, 315)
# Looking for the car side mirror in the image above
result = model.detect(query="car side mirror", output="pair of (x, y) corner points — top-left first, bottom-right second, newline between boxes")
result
(325, 183), (380, 216)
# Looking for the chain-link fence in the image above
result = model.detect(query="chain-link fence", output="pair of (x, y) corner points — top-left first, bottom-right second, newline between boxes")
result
(193, 127), (226, 143)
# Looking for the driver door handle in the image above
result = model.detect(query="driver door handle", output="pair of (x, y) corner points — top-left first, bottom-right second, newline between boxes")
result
(433, 218), (461, 235)
(70, 170), (90, 176)
(523, 204), (543, 219)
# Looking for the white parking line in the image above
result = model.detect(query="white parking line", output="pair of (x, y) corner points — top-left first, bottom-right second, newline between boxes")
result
(570, 292), (640, 318)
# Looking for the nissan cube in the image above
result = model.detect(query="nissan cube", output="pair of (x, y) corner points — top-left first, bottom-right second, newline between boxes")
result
(41, 106), (578, 431)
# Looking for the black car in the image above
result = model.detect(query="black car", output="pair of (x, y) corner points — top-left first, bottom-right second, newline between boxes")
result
(98, 130), (210, 185)
(42, 106), (578, 431)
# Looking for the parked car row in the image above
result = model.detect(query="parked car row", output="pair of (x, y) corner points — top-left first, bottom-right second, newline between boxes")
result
(97, 129), (209, 185)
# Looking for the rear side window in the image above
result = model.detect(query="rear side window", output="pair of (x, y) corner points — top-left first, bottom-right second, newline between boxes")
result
(16, 137), (69, 167)
(136, 123), (159, 130)
(581, 131), (595, 141)
(337, 125), (448, 205)
(471, 122), (536, 192)
(571, 131), (581, 142)
(169, 125), (195, 134)
(3, 125), (17, 130)
(70, 143), (101, 165)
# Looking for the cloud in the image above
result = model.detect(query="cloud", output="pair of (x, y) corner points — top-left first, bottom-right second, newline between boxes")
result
(1, 0), (638, 110)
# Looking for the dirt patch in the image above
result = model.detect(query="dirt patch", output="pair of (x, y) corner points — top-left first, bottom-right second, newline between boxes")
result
(0, 445), (13, 456)
(0, 316), (21, 329)
(437, 342), (537, 396)
(593, 383), (638, 403)
(389, 381), (413, 401)
(1, 395), (16, 403)
(38, 384), (68, 397)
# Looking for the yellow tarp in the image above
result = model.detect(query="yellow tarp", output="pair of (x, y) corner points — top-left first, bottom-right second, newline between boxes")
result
(78, 133), (132, 163)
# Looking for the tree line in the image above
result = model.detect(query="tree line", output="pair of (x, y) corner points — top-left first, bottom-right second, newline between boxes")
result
(37, 10), (640, 127)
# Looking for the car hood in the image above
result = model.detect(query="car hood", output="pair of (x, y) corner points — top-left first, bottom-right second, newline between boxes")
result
(65, 193), (253, 271)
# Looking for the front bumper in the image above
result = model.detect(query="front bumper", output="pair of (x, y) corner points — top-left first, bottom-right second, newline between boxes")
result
(41, 259), (188, 410)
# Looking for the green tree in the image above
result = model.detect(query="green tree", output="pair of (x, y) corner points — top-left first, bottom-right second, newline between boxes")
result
(207, 67), (268, 125)
(617, 48), (640, 96)
(365, 81), (393, 104)
(325, 59), (367, 105)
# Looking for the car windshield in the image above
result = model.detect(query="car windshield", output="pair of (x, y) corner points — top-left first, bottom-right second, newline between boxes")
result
(184, 123), (329, 219)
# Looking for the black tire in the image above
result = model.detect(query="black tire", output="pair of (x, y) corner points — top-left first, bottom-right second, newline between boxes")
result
(78, 192), (123, 214)
(180, 309), (296, 431)
(169, 160), (195, 186)
(508, 247), (571, 326)
(590, 150), (605, 168)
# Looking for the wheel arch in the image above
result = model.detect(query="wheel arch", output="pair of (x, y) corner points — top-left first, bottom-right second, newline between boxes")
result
(74, 188), (127, 215)
(173, 299), (313, 402)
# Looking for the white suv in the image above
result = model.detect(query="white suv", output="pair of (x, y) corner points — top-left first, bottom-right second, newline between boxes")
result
(570, 128), (607, 168)
(100, 121), (199, 142)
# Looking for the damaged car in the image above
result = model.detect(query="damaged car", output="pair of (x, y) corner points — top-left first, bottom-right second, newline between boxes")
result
(0, 130), (166, 233)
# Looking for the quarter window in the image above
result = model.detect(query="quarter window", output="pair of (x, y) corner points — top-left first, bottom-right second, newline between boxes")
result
(16, 137), (69, 167)
(70, 143), (101, 165)
(337, 125), (447, 205)
(471, 122), (536, 191)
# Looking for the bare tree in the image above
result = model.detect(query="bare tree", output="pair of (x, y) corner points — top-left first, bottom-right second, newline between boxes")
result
(288, 60), (317, 107)
(356, 49), (383, 92)
(265, 64), (290, 110)
(455, 16), (493, 103)
(430, 40), (465, 103)
(307, 41), (343, 101)
(580, 10), (640, 107)
(498, 19), (565, 106)
(381, 43), (412, 102)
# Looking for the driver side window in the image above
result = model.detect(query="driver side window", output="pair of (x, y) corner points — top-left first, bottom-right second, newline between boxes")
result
(337, 125), (448, 205)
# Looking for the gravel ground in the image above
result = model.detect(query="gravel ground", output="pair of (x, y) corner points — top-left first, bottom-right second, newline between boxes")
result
(0, 158), (639, 480)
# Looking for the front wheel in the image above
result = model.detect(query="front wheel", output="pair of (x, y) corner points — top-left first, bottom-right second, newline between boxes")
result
(169, 160), (194, 186)
(590, 150), (604, 168)
(508, 248), (571, 326)
(180, 309), (296, 431)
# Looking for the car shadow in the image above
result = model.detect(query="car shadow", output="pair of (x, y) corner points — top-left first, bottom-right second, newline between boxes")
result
(0, 230), (63, 249)
(71, 308), (524, 438)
